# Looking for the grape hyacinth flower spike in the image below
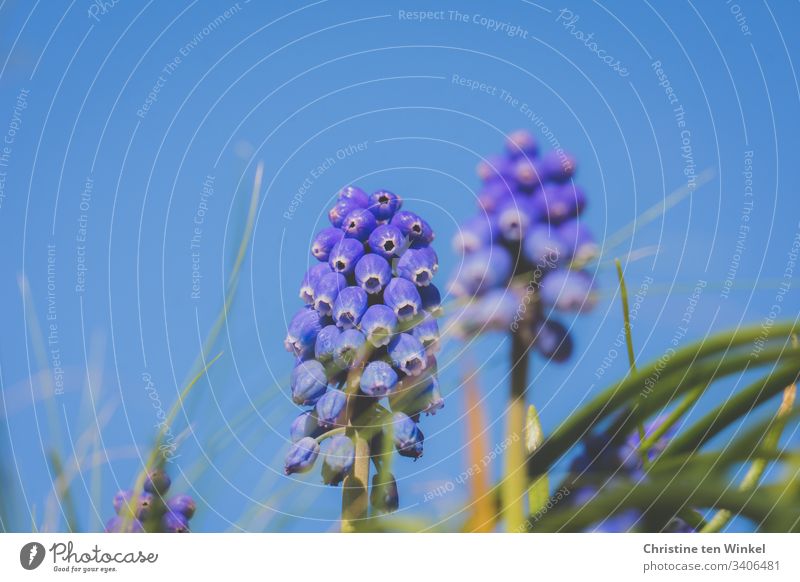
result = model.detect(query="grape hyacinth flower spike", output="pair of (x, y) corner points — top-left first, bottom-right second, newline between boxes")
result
(105, 468), (196, 533)
(283, 185), (443, 529)
(447, 129), (599, 532)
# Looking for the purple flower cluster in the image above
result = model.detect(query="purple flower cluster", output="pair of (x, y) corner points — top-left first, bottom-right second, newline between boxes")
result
(448, 130), (598, 360)
(284, 185), (443, 497)
(105, 469), (195, 533)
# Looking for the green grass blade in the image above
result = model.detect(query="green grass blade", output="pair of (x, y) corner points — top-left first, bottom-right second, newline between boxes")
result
(527, 323), (799, 477)
(615, 258), (647, 467)
(701, 382), (796, 533)
(664, 364), (800, 456)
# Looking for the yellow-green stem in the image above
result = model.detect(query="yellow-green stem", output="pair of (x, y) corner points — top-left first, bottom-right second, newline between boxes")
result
(640, 386), (703, 453)
(341, 433), (369, 532)
(503, 326), (533, 532)
(341, 358), (370, 532)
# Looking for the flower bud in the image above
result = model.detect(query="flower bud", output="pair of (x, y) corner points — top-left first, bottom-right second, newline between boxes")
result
(532, 182), (585, 223)
(360, 361), (399, 397)
(313, 272), (347, 316)
(418, 283), (442, 316)
(513, 158), (543, 191)
(540, 269), (596, 313)
(396, 247), (438, 287)
(476, 154), (511, 183)
(342, 208), (378, 241)
(167, 494), (197, 520)
(390, 211), (434, 244)
(134, 492), (158, 520)
(497, 198), (538, 241)
(315, 389), (347, 429)
(383, 277), (422, 321)
(448, 246), (512, 297)
(360, 304), (398, 348)
(388, 333), (427, 377)
(355, 254), (392, 295)
(290, 410), (320, 442)
(536, 150), (576, 183)
(329, 198), (364, 227)
(370, 473), (399, 514)
(337, 185), (370, 207)
(533, 319), (573, 362)
(411, 314), (440, 355)
(321, 435), (355, 485)
(314, 324), (341, 363)
(333, 329), (366, 369)
(299, 263), (332, 304)
(505, 129), (539, 159)
(523, 224), (567, 267)
(368, 189), (402, 221)
(452, 215), (496, 255)
(144, 469), (171, 495)
(477, 181), (513, 213)
(332, 286), (368, 329)
(392, 412), (424, 458)
(329, 238), (365, 276)
(291, 360), (328, 406)
(161, 511), (190, 533)
(368, 224), (405, 260)
(311, 227), (345, 261)
(284, 436), (321, 475)
(284, 308), (323, 357)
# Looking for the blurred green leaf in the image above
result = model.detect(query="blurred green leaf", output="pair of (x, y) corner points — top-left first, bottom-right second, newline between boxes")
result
(530, 473), (800, 533)
(528, 323), (800, 478)
(664, 364), (799, 456)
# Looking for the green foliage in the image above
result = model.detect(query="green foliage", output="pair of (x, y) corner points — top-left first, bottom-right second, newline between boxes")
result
(522, 322), (800, 532)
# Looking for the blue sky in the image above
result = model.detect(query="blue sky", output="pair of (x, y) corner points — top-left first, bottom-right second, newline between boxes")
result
(0, 0), (798, 532)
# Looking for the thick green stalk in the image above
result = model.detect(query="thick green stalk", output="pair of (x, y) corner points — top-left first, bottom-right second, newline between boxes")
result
(341, 359), (370, 532)
(503, 326), (533, 532)
(341, 434), (370, 532)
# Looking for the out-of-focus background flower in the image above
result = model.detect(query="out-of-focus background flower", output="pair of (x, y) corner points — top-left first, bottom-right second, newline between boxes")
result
(0, 0), (798, 532)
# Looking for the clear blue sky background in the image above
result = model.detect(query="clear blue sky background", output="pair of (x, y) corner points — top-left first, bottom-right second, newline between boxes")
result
(0, 0), (798, 532)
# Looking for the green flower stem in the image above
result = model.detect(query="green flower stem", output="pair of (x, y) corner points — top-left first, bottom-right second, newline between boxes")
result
(341, 434), (370, 532)
(315, 427), (346, 444)
(503, 327), (534, 532)
(527, 322), (799, 478)
(614, 259), (647, 467)
(341, 354), (371, 532)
